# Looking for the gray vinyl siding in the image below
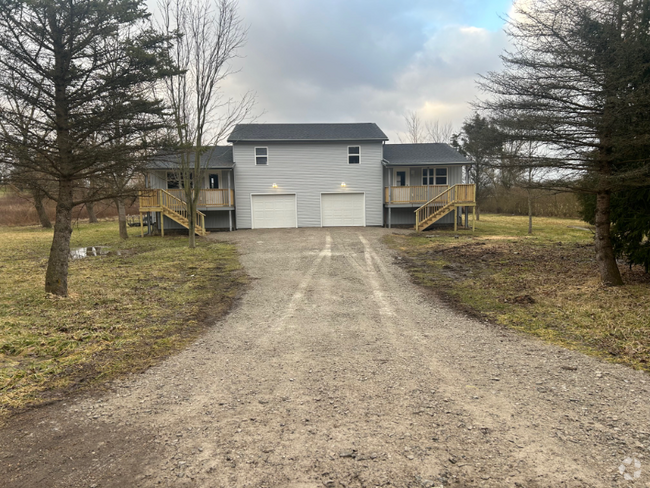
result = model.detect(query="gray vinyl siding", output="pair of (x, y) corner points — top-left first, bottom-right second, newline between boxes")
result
(386, 207), (457, 226)
(233, 141), (384, 229)
(161, 210), (232, 230)
(149, 171), (167, 189)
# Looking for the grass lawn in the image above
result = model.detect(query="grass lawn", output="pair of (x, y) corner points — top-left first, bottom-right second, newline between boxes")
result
(0, 221), (245, 421)
(385, 214), (650, 371)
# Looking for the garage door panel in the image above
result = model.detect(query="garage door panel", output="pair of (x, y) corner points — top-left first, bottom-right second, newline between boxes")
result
(252, 194), (296, 229)
(322, 193), (365, 227)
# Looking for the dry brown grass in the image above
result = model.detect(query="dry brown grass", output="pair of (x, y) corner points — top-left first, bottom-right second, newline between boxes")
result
(0, 221), (246, 421)
(386, 214), (650, 371)
(0, 189), (138, 226)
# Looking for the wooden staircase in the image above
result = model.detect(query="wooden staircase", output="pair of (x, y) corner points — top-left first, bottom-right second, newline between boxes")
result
(415, 184), (476, 232)
(138, 189), (208, 237)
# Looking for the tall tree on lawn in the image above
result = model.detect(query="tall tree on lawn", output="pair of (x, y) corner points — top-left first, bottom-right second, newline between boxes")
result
(0, 0), (173, 296)
(479, 0), (650, 286)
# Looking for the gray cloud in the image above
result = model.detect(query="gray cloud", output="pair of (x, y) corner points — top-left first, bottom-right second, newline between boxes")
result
(219, 0), (512, 140)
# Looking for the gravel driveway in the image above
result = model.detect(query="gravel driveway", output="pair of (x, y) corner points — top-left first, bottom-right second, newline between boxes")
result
(1, 227), (649, 487)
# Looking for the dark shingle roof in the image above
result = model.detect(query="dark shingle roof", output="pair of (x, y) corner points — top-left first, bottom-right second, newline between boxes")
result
(383, 143), (469, 165)
(227, 123), (388, 142)
(149, 146), (234, 169)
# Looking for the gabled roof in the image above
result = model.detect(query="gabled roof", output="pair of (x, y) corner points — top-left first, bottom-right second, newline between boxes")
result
(382, 143), (469, 166)
(228, 123), (388, 142)
(149, 146), (234, 169)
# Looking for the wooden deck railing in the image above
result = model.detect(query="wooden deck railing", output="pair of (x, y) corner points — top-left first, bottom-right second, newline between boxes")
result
(167, 189), (234, 207)
(384, 185), (449, 204)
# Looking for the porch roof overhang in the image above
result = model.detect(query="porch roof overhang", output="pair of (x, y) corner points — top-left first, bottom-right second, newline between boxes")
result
(148, 146), (235, 170)
(382, 159), (468, 167)
(382, 143), (473, 167)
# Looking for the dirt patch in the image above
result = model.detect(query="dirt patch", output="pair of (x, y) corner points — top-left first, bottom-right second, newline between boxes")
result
(387, 233), (650, 371)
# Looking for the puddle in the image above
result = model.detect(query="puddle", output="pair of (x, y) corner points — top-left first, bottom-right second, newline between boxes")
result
(69, 246), (135, 260)
(69, 246), (111, 260)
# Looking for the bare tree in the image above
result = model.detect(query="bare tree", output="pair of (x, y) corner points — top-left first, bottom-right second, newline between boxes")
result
(501, 139), (547, 234)
(398, 111), (426, 143)
(425, 119), (454, 143)
(399, 111), (455, 144)
(157, 0), (256, 248)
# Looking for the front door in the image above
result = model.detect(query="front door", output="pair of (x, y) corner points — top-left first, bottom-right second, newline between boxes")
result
(209, 173), (219, 189)
(395, 171), (406, 186)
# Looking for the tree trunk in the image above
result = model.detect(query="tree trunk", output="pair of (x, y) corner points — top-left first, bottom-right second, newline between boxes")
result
(115, 197), (128, 239)
(87, 200), (98, 223)
(32, 187), (52, 228)
(594, 190), (623, 286)
(45, 179), (73, 296)
(528, 190), (533, 235)
(188, 200), (196, 248)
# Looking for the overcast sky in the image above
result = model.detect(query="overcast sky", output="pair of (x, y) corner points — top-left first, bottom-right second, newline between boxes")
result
(214, 0), (514, 142)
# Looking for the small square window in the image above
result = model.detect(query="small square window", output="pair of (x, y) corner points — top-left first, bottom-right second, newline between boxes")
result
(348, 146), (360, 164)
(255, 147), (268, 165)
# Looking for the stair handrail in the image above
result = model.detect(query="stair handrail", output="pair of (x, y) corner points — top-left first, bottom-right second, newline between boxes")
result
(159, 189), (207, 234)
(414, 185), (457, 231)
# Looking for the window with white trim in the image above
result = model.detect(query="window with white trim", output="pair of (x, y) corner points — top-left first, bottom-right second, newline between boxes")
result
(422, 168), (434, 185)
(255, 147), (268, 165)
(422, 167), (448, 185)
(348, 146), (360, 164)
(435, 167), (448, 185)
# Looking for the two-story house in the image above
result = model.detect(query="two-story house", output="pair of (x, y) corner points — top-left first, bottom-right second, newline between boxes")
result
(138, 123), (475, 234)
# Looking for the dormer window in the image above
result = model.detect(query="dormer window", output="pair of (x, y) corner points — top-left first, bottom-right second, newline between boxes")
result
(348, 146), (360, 164)
(255, 147), (268, 165)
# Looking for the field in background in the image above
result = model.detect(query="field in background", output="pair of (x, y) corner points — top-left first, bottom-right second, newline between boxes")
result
(0, 188), (139, 227)
(386, 214), (650, 371)
(0, 222), (246, 421)
(480, 188), (580, 218)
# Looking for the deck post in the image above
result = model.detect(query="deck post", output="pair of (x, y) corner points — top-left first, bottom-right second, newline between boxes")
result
(465, 206), (468, 228)
(228, 170), (232, 206)
(454, 206), (457, 231)
(229, 210), (233, 232)
(161, 211), (164, 237)
(140, 212), (144, 238)
(472, 206), (475, 231)
(388, 207), (391, 229)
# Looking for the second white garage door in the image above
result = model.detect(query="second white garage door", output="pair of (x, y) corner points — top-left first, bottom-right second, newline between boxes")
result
(251, 194), (297, 229)
(321, 193), (365, 227)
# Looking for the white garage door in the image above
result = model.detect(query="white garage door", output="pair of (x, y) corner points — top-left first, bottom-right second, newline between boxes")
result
(251, 194), (297, 229)
(321, 193), (365, 227)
